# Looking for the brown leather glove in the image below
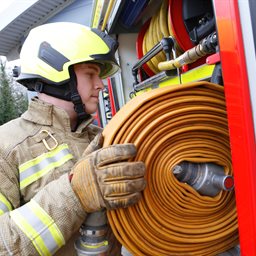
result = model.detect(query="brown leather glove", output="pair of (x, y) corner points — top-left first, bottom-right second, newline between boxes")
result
(71, 134), (146, 213)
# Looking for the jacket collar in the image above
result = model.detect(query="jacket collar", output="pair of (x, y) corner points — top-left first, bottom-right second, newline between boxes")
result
(21, 97), (93, 133)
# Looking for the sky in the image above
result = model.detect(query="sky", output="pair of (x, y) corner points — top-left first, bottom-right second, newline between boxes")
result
(0, 0), (15, 14)
(0, 0), (22, 66)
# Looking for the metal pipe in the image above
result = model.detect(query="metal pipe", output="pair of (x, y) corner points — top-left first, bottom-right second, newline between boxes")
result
(101, 0), (115, 31)
(132, 37), (175, 85)
(132, 42), (164, 72)
(133, 71), (168, 91)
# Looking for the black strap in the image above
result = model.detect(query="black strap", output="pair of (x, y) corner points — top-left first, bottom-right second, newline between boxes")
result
(34, 81), (71, 101)
(31, 66), (91, 130)
(69, 66), (91, 126)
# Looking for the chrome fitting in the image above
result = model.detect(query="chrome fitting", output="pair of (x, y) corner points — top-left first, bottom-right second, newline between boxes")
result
(75, 211), (108, 256)
(173, 161), (234, 197)
(217, 245), (240, 255)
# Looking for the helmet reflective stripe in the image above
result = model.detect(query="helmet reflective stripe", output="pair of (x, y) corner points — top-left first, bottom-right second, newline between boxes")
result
(0, 193), (12, 215)
(10, 199), (65, 255)
(38, 41), (70, 72)
(19, 144), (73, 189)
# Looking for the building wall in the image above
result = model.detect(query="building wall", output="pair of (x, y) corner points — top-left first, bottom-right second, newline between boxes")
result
(47, 0), (93, 26)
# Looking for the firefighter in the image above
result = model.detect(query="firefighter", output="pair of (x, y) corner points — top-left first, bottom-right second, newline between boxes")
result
(0, 22), (146, 255)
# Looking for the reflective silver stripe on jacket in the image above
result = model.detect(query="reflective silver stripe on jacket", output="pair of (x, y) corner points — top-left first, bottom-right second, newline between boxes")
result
(10, 199), (65, 255)
(0, 193), (12, 215)
(19, 144), (73, 189)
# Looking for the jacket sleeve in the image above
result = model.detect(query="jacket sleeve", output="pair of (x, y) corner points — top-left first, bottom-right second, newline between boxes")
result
(0, 155), (86, 256)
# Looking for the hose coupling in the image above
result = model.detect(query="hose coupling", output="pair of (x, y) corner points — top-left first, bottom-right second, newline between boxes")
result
(173, 161), (234, 197)
(217, 245), (240, 255)
(75, 211), (108, 255)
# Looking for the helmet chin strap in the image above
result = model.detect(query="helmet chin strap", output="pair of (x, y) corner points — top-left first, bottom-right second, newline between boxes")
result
(69, 66), (91, 131)
(32, 66), (91, 131)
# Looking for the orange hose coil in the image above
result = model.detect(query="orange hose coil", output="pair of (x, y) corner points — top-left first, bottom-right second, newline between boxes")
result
(103, 82), (238, 255)
(142, 0), (183, 75)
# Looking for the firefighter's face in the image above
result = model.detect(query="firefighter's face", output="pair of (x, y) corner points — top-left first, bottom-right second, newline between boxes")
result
(74, 63), (104, 114)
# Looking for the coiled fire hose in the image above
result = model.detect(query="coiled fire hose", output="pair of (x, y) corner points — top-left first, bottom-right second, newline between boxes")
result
(103, 82), (238, 255)
(142, 0), (183, 74)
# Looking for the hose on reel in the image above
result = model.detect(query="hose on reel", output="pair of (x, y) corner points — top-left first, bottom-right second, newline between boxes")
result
(103, 82), (238, 255)
(142, 0), (183, 74)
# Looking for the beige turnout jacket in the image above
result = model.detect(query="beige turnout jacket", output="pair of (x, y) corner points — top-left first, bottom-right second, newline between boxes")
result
(0, 97), (121, 256)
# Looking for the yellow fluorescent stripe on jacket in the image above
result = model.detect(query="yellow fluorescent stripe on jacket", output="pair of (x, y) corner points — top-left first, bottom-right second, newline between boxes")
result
(0, 193), (12, 215)
(10, 199), (65, 256)
(19, 144), (73, 189)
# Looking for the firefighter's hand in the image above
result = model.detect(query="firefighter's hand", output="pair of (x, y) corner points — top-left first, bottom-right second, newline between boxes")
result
(71, 136), (146, 212)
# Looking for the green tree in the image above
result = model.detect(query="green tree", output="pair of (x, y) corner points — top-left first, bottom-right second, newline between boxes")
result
(0, 58), (28, 125)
